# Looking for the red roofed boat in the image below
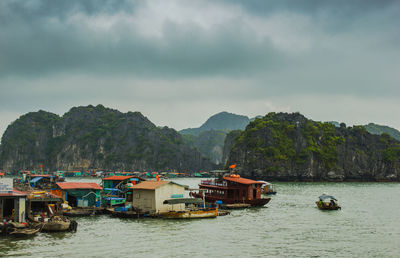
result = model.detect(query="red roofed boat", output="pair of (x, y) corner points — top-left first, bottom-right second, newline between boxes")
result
(191, 174), (271, 207)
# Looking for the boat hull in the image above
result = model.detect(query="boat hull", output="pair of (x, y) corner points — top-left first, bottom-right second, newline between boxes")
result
(42, 221), (70, 232)
(192, 193), (271, 207)
(220, 203), (251, 209)
(9, 227), (40, 237)
(162, 209), (218, 219)
(316, 201), (341, 210)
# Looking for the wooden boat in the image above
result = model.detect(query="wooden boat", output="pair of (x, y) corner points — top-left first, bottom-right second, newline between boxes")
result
(105, 205), (148, 218)
(41, 216), (72, 232)
(220, 203), (251, 209)
(9, 226), (41, 237)
(316, 194), (341, 210)
(162, 198), (218, 219)
(162, 208), (218, 219)
(217, 210), (231, 216)
(191, 175), (271, 207)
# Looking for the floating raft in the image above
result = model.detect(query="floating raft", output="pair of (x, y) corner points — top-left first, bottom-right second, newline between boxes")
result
(218, 210), (231, 216)
(220, 203), (251, 209)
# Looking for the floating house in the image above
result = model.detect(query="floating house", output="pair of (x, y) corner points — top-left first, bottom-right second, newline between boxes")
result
(26, 191), (63, 221)
(130, 181), (185, 214)
(0, 179), (26, 222)
(102, 176), (141, 189)
(102, 175), (145, 206)
(55, 182), (102, 208)
(29, 175), (53, 188)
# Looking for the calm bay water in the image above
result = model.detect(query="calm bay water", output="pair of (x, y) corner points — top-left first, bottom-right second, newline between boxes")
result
(1, 178), (400, 257)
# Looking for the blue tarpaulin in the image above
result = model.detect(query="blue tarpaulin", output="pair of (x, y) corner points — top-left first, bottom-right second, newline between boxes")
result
(30, 177), (43, 183)
(104, 188), (122, 192)
(103, 197), (125, 201)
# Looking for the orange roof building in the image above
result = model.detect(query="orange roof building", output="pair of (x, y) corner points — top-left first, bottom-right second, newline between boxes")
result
(131, 181), (185, 214)
(55, 182), (102, 208)
(102, 176), (134, 181)
(130, 181), (169, 190)
(56, 182), (102, 190)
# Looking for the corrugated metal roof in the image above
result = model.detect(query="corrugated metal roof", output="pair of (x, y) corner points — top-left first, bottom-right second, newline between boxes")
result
(223, 176), (264, 185)
(0, 189), (27, 197)
(56, 182), (102, 190)
(102, 176), (134, 181)
(130, 181), (169, 190)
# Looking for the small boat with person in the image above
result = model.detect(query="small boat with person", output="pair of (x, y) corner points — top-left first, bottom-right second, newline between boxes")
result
(316, 194), (341, 210)
(162, 198), (218, 219)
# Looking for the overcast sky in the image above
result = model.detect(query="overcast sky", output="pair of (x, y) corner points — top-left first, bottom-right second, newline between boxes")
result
(1, 0), (400, 138)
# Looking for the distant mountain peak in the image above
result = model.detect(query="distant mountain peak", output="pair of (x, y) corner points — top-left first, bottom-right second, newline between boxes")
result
(364, 123), (400, 141)
(180, 111), (250, 136)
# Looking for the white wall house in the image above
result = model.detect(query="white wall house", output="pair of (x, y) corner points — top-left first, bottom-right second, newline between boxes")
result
(0, 179), (26, 222)
(131, 181), (185, 214)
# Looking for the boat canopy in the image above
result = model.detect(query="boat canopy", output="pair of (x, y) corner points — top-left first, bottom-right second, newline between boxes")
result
(319, 194), (337, 201)
(163, 198), (203, 205)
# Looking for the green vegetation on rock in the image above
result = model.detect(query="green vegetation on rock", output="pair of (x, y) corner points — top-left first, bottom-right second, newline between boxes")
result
(0, 105), (214, 172)
(227, 112), (400, 181)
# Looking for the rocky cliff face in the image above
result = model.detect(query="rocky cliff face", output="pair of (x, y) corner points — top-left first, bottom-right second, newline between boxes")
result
(0, 111), (60, 170)
(226, 112), (400, 181)
(0, 105), (215, 172)
(222, 130), (242, 166)
(182, 130), (226, 165)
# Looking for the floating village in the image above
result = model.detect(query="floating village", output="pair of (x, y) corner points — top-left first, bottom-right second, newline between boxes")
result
(0, 167), (338, 238)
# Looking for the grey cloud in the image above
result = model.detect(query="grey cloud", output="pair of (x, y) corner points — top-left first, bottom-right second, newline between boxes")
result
(225, 0), (399, 21)
(0, 0), (399, 99)
(0, 0), (136, 23)
(0, 2), (283, 79)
